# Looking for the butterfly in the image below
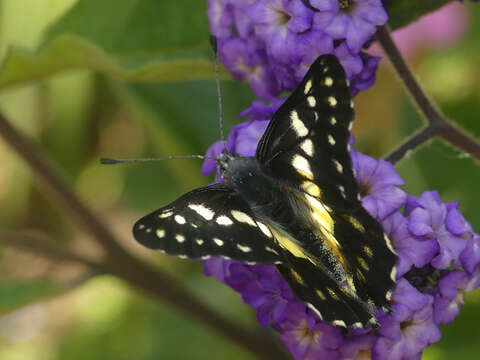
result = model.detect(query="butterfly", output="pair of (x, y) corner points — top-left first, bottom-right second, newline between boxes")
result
(133, 54), (397, 329)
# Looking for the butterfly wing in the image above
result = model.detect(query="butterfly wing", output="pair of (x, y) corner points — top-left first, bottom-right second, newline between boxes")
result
(133, 184), (283, 264)
(256, 55), (397, 315)
(277, 252), (375, 328)
(257, 54), (357, 206)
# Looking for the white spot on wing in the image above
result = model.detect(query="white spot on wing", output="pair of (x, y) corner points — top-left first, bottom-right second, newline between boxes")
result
(138, 224), (145, 230)
(265, 246), (279, 255)
(178, 254), (187, 259)
(328, 134), (335, 146)
(216, 215), (233, 226)
(256, 221), (272, 238)
(384, 233), (396, 254)
(237, 244), (252, 253)
(290, 110), (308, 137)
(304, 79), (312, 94)
(156, 229), (165, 238)
(329, 116), (337, 125)
(351, 322), (363, 329)
(332, 320), (347, 328)
(333, 159), (343, 173)
(350, 100), (354, 108)
(307, 303), (323, 320)
(323, 76), (333, 87)
(348, 121), (353, 131)
(175, 234), (186, 243)
(307, 96), (316, 107)
(327, 96), (337, 107)
(338, 185), (346, 198)
(174, 215), (186, 224)
(201, 255), (211, 260)
(159, 211), (173, 218)
(292, 155), (314, 179)
(213, 238), (224, 246)
(231, 210), (256, 227)
(300, 139), (314, 156)
(390, 266), (397, 281)
(195, 238), (204, 245)
(188, 204), (215, 220)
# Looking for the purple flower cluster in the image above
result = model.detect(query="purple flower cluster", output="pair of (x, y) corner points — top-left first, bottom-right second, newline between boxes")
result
(207, 0), (386, 99)
(201, 102), (480, 359)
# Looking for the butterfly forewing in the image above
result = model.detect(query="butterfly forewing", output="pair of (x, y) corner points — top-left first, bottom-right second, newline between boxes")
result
(256, 55), (358, 206)
(134, 184), (283, 264)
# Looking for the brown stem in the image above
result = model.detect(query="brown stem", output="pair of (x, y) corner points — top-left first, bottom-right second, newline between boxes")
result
(376, 25), (480, 164)
(384, 124), (442, 164)
(438, 122), (480, 160)
(0, 113), (288, 360)
(376, 25), (444, 126)
(0, 232), (105, 270)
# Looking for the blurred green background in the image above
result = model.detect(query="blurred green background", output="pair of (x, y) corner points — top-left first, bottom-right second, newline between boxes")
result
(0, 1), (479, 359)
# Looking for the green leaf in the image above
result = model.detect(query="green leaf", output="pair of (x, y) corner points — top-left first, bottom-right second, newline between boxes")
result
(0, 0), (213, 90)
(388, 0), (455, 31)
(0, 279), (59, 315)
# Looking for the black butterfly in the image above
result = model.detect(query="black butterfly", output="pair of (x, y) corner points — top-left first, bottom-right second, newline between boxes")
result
(133, 54), (398, 329)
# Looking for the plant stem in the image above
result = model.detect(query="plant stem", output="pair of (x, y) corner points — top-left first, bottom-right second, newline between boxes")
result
(0, 112), (288, 360)
(0, 232), (104, 270)
(376, 25), (480, 164)
(384, 124), (440, 164)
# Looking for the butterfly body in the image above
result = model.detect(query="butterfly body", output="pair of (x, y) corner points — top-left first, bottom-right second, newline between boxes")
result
(134, 54), (397, 329)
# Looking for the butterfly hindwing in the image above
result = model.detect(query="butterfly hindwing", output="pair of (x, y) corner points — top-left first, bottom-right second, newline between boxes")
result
(330, 207), (396, 308)
(277, 252), (375, 328)
(133, 184), (283, 264)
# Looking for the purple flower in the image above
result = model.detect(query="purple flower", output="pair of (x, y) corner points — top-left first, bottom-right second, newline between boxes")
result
(246, 0), (313, 61)
(460, 235), (480, 274)
(351, 149), (407, 221)
(433, 269), (480, 325)
(373, 279), (442, 359)
(201, 140), (226, 176)
(207, 0), (234, 38)
(406, 191), (473, 270)
(227, 264), (295, 325)
(349, 52), (381, 97)
(382, 212), (438, 278)
(207, 1), (384, 99)
(219, 37), (280, 100)
(311, 0), (388, 52)
(339, 334), (375, 359)
(226, 119), (270, 157)
(333, 43), (363, 78)
(276, 303), (344, 359)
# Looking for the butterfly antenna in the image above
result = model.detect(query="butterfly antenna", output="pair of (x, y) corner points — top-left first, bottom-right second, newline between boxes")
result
(100, 154), (212, 165)
(210, 36), (226, 149)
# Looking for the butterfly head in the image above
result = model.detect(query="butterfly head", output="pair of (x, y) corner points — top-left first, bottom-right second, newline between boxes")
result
(216, 150), (238, 181)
